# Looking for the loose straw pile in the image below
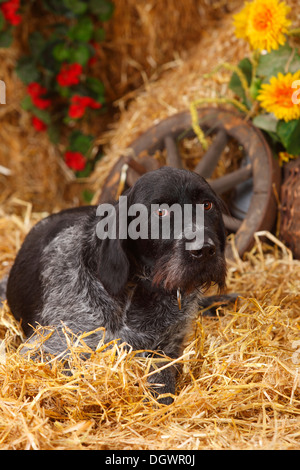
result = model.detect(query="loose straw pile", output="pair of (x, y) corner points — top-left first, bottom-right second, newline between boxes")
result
(1, 203), (300, 450)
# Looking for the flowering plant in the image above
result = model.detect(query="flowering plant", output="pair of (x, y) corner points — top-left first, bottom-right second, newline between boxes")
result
(231, 0), (300, 164)
(191, 0), (300, 164)
(0, 0), (114, 177)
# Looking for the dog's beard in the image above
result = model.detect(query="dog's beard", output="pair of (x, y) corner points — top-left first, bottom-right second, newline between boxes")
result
(151, 251), (226, 294)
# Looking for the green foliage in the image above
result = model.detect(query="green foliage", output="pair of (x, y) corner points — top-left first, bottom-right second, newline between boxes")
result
(16, 57), (41, 84)
(229, 58), (252, 108)
(0, 28), (13, 47)
(277, 120), (300, 155)
(228, 42), (300, 159)
(252, 114), (278, 134)
(256, 44), (300, 82)
(69, 130), (94, 155)
(0, 10), (5, 31)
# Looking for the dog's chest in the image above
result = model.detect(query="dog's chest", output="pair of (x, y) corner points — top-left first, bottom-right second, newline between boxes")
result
(120, 284), (198, 351)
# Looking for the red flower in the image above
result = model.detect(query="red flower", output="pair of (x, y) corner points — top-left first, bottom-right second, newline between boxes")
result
(27, 82), (51, 110)
(65, 151), (86, 171)
(1, 0), (22, 26)
(68, 95), (101, 119)
(57, 63), (82, 87)
(32, 116), (47, 132)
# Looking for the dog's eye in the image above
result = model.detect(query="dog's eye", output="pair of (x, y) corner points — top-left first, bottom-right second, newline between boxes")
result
(155, 208), (169, 217)
(203, 201), (213, 211)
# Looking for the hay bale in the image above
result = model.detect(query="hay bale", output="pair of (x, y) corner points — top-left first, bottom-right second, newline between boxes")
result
(98, 0), (243, 101)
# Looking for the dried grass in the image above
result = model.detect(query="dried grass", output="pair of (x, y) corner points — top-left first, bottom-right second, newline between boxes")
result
(1, 205), (300, 450)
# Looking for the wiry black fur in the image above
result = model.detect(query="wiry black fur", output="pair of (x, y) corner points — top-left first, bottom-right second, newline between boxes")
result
(7, 167), (230, 404)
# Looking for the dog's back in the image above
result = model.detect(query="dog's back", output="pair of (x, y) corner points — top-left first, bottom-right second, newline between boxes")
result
(6, 206), (96, 336)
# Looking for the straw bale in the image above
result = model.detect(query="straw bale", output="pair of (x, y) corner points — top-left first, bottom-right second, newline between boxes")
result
(97, 0), (243, 101)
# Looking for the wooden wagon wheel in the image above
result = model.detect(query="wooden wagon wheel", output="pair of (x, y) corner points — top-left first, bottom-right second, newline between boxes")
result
(99, 107), (281, 260)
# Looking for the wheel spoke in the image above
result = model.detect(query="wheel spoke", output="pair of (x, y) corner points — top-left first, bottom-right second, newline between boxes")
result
(194, 129), (227, 178)
(164, 135), (183, 169)
(209, 164), (252, 194)
(222, 214), (242, 232)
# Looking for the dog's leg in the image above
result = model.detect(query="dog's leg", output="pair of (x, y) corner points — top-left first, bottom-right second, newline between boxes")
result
(147, 359), (178, 405)
(19, 328), (71, 359)
(199, 292), (239, 317)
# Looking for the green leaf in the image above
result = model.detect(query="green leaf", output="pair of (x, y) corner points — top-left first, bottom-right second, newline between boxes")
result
(29, 32), (46, 60)
(86, 77), (105, 99)
(257, 44), (300, 82)
(82, 189), (94, 203)
(53, 43), (71, 62)
(76, 160), (93, 177)
(249, 77), (262, 100)
(32, 108), (51, 125)
(69, 43), (91, 65)
(69, 130), (93, 155)
(57, 85), (71, 98)
(21, 95), (34, 111)
(0, 29), (13, 48)
(228, 58), (252, 107)
(68, 17), (93, 42)
(38, 38), (62, 72)
(93, 27), (105, 42)
(0, 11), (5, 31)
(15, 57), (41, 84)
(252, 113), (278, 133)
(88, 0), (114, 21)
(62, 0), (87, 14)
(277, 119), (300, 155)
(42, 0), (72, 16)
(47, 124), (60, 144)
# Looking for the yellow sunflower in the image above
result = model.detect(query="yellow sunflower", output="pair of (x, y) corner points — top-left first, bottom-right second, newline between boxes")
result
(233, 0), (291, 52)
(257, 71), (300, 122)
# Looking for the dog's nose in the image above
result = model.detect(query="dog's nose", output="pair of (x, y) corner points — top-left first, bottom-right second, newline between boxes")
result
(190, 242), (216, 259)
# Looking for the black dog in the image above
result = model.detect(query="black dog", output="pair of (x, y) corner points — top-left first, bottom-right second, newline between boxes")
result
(7, 167), (228, 403)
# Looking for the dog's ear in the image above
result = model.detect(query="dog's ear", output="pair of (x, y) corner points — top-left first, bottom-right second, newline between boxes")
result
(98, 237), (130, 296)
(96, 201), (130, 296)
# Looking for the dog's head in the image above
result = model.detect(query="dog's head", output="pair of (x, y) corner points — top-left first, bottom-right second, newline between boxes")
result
(97, 167), (227, 296)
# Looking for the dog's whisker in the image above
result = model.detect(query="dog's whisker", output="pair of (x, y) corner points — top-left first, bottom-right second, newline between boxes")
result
(177, 288), (182, 310)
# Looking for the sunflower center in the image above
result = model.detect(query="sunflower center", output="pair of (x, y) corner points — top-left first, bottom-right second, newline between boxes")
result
(274, 85), (294, 108)
(252, 7), (274, 31)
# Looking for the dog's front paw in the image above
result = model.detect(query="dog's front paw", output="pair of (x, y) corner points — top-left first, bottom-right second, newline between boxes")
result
(147, 363), (177, 405)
